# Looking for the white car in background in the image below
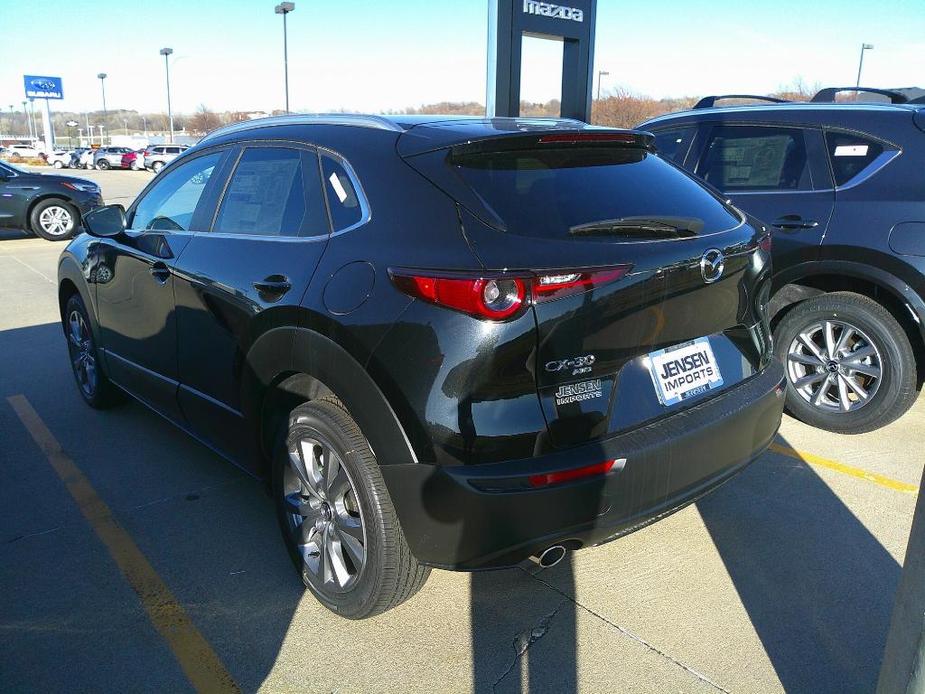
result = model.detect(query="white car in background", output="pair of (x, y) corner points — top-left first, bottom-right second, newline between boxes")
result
(5, 143), (45, 160)
(46, 150), (76, 169)
(77, 149), (96, 169)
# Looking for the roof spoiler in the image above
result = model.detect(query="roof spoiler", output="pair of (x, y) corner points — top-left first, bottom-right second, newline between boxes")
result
(811, 87), (910, 104)
(693, 95), (789, 109)
(442, 130), (657, 158)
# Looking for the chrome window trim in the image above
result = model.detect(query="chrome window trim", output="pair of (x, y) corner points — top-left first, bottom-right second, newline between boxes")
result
(317, 146), (372, 236)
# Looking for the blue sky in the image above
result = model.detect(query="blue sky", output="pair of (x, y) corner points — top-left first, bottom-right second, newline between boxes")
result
(1, 0), (923, 115)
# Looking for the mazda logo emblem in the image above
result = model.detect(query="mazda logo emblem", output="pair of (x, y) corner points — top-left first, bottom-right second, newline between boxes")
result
(700, 249), (725, 284)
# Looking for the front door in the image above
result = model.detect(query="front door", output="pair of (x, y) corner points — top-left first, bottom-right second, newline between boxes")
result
(695, 124), (835, 271)
(171, 143), (332, 467)
(94, 149), (231, 420)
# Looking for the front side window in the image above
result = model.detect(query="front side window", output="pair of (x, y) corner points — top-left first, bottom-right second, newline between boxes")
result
(131, 151), (224, 231)
(213, 147), (327, 237)
(699, 126), (812, 191)
(825, 131), (887, 186)
(321, 153), (365, 231)
(653, 127), (695, 164)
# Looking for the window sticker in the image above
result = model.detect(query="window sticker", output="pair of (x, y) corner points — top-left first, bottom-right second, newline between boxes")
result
(834, 144), (869, 157)
(328, 172), (349, 203)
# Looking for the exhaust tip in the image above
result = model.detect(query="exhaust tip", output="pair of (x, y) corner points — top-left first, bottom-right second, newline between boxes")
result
(530, 545), (567, 569)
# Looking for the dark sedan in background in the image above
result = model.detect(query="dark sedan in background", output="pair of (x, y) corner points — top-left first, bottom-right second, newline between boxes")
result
(0, 159), (103, 240)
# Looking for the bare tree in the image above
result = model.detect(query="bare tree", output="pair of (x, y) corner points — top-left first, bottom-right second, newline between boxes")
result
(188, 104), (222, 134)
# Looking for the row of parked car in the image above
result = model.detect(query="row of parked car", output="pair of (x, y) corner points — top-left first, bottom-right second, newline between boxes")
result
(1, 143), (189, 173)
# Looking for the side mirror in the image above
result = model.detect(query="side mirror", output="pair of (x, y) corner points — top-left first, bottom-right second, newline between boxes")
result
(83, 204), (126, 238)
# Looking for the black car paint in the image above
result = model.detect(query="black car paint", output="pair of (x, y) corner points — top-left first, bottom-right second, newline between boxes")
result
(639, 103), (925, 354)
(0, 160), (102, 232)
(58, 116), (784, 569)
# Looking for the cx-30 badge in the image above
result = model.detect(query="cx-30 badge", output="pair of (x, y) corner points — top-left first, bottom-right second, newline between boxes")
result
(545, 354), (595, 376)
(700, 249), (725, 284)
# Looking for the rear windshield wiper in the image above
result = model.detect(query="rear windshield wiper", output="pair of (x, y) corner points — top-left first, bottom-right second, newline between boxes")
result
(569, 216), (704, 238)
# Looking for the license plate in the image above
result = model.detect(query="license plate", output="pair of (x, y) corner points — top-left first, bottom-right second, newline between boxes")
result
(647, 337), (724, 406)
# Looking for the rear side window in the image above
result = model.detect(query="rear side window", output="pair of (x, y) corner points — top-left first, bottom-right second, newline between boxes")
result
(699, 126), (812, 191)
(653, 127), (695, 164)
(825, 131), (886, 186)
(213, 147), (327, 237)
(450, 146), (740, 240)
(321, 153), (365, 231)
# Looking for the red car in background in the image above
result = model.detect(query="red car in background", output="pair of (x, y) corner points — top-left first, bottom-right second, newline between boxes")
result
(120, 150), (146, 171)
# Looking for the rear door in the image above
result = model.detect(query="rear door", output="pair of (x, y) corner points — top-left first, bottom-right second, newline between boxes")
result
(694, 124), (834, 270)
(172, 142), (331, 467)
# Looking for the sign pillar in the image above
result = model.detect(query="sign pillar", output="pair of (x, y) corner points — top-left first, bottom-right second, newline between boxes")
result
(486, 0), (597, 122)
(41, 100), (54, 152)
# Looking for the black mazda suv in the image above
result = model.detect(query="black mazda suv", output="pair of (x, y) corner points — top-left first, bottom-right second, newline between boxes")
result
(58, 115), (785, 618)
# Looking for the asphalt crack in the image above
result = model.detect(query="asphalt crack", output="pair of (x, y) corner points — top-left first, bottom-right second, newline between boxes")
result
(493, 598), (570, 692)
(525, 568), (731, 693)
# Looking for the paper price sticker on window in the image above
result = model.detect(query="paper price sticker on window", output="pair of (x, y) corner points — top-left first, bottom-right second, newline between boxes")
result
(834, 145), (869, 157)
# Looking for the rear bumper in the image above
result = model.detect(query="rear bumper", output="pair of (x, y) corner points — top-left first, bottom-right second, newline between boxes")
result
(381, 361), (786, 570)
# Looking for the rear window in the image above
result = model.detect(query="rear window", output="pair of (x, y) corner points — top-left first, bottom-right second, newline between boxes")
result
(825, 131), (886, 186)
(451, 146), (740, 240)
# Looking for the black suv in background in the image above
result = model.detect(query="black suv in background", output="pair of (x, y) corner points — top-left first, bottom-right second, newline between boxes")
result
(59, 115), (784, 618)
(640, 88), (925, 433)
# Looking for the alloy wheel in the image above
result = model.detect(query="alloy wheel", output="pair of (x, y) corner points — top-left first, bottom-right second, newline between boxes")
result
(786, 319), (883, 413)
(67, 309), (97, 397)
(283, 434), (367, 593)
(39, 205), (73, 236)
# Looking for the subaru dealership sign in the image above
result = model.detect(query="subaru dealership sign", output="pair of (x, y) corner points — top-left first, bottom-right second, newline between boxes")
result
(24, 75), (63, 99)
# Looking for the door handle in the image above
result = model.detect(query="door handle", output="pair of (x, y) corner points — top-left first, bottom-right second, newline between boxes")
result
(253, 275), (292, 301)
(772, 215), (819, 231)
(150, 262), (171, 284)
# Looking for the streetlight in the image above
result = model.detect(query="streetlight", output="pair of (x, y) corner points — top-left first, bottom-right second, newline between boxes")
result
(97, 72), (108, 143)
(855, 43), (874, 90)
(142, 115), (148, 138)
(160, 48), (174, 143)
(22, 101), (31, 140)
(596, 70), (610, 101)
(275, 2), (295, 113)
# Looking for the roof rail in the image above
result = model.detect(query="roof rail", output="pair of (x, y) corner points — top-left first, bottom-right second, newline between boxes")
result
(199, 113), (404, 144)
(693, 94), (790, 109)
(811, 87), (910, 104)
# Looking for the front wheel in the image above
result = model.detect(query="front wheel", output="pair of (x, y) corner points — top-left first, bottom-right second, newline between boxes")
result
(53, 160), (64, 169)
(273, 399), (429, 619)
(774, 291), (918, 433)
(152, 161), (164, 173)
(96, 160), (110, 170)
(30, 199), (79, 241)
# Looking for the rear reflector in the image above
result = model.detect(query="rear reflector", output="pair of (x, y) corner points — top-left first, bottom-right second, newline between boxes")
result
(529, 459), (618, 488)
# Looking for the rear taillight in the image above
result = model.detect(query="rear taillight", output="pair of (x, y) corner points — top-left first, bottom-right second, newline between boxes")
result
(758, 232), (772, 253)
(390, 265), (630, 320)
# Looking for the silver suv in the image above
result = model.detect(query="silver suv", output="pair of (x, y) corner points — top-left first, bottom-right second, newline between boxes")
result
(143, 144), (189, 173)
(93, 147), (133, 170)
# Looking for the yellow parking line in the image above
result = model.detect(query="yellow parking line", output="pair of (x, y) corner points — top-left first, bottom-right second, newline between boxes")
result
(7, 395), (239, 694)
(769, 442), (919, 494)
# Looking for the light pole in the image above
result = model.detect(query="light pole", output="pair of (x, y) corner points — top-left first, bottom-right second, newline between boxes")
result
(160, 48), (174, 143)
(596, 70), (610, 101)
(855, 43), (873, 90)
(97, 73), (108, 143)
(142, 115), (148, 138)
(22, 101), (31, 140)
(275, 2), (295, 113)
(7, 105), (12, 141)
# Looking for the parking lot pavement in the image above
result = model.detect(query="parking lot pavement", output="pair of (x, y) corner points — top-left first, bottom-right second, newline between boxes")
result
(1, 233), (922, 693)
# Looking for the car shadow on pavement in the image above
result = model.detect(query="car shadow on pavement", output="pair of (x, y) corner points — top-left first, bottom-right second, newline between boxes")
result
(697, 437), (901, 693)
(0, 228), (33, 241)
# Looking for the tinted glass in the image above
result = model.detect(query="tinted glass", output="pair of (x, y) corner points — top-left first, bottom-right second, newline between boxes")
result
(452, 146), (740, 240)
(213, 147), (327, 237)
(321, 154), (364, 231)
(825, 131), (886, 186)
(700, 126), (811, 191)
(653, 127), (695, 163)
(131, 151), (223, 231)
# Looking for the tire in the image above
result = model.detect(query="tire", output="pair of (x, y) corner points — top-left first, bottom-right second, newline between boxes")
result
(152, 161), (164, 173)
(97, 159), (110, 170)
(773, 291), (918, 433)
(30, 198), (79, 241)
(53, 160), (63, 169)
(273, 399), (429, 619)
(63, 293), (124, 409)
